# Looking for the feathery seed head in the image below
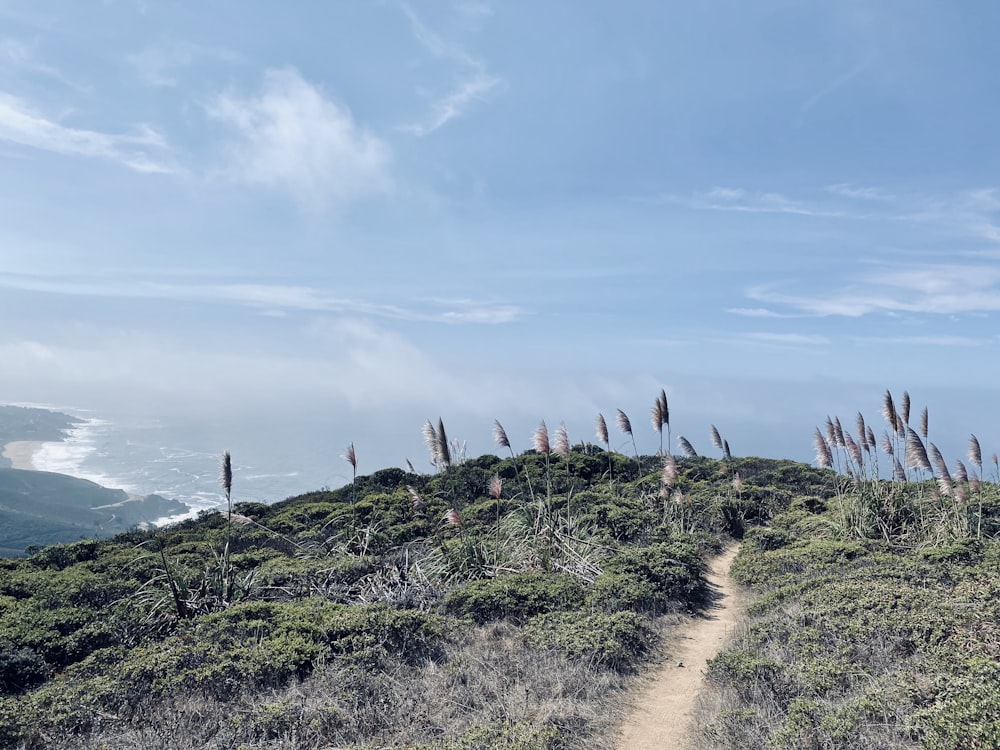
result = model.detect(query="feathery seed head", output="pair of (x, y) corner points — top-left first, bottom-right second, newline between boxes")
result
(825, 416), (837, 446)
(833, 417), (846, 448)
(443, 508), (462, 527)
(661, 454), (678, 488)
(905, 428), (932, 473)
(488, 473), (502, 499)
(881, 431), (894, 456)
(954, 459), (968, 484)
(220, 451), (232, 496)
(436, 418), (452, 468)
(616, 409), (633, 436)
(710, 424), (723, 451)
(882, 390), (898, 433)
(845, 433), (863, 467)
(814, 428), (832, 469)
(533, 420), (551, 454)
(968, 434), (983, 470)
(422, 420), (439, 467)
(595, 413), (609, 445)
(554, 422), (571, 459)
(928, 441), (949, 481)
(893, 457), (907, 482)
(920, 407), (929, 438)
(678, 435), (698, 458)
(901, 391), (911, 425)
(407, 485), (426, 510)
(493, 419), (511, 449)
(342, 442), (357, 471)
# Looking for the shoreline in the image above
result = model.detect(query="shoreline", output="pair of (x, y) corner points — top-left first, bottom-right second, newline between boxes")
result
(2, 441), (45, 471)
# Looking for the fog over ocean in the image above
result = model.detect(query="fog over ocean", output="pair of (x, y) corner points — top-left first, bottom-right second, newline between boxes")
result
(8, 403), (349, 523)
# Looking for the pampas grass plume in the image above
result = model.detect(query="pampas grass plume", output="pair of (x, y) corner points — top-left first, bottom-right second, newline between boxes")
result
(533, 420), (551, 454)
(554, 422), (570, 459)
(616, 409), (633, 436)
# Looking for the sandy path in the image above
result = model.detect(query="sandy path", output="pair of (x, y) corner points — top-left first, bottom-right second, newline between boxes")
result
(617, 544), (743, 750)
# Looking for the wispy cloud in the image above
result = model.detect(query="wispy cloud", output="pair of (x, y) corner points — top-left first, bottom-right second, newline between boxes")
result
(827, 183), (895, 202)
(851, 335), (986, 347)
(207, 68), (391, 208)
(404, 71), (502, 137)
(0, 37), (87, 92)
(744, 332), (830, 346)
(399, 3), (503, 136)
(726, 307), (789, 318)
(0, 91), (176, 173)
(0, 273), (522, 325)
(748, 263), (1000, 317)
(128, 39), (241, 87)
(668, 187), (860, 219)
(795, 61), (869, 127)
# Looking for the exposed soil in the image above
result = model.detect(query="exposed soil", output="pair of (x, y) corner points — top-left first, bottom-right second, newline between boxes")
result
(617, 544), (744, 750)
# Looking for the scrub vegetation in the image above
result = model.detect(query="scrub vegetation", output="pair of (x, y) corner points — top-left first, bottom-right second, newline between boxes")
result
(0, 390), (995, 749)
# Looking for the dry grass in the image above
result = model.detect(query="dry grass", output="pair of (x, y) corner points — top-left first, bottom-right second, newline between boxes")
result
(34, 618), (692, 750)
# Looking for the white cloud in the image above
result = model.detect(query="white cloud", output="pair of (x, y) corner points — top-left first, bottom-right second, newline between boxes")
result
(129, 39), (241, 87)
(399, 3), (503, 136)
(744, 332), (830, 346)
(208, 68), (392, 208)
(748, 263), (1000, 317)
(680, 188), (857, 219)
(0, 37), (86, 91)
(404, 71), (503, 137)
(0, 273), (523, 325)
(827, 183), (895, 201)
(726, 307), (787, 318)
(0, 91), (175, 173)
(851, 335), (984, 347)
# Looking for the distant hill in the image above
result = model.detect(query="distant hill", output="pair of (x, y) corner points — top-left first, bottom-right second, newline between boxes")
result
(0, 405), (81, 468)
(0, 468), (187, 555)
(0, 405), (189, 555)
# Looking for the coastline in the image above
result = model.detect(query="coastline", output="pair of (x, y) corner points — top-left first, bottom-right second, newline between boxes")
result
(2, 441), (44, 471)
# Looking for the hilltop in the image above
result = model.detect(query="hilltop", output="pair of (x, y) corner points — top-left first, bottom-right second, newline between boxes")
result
(0, 427), (993, 748)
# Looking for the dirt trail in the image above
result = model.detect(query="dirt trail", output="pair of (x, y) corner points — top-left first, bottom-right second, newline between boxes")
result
(617, 544), (744, 750)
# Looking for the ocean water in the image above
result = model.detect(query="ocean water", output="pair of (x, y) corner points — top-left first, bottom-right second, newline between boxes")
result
(18, 406), (343, 525)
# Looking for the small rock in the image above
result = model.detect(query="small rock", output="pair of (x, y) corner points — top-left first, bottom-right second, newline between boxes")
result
(677, 661), (684, 667)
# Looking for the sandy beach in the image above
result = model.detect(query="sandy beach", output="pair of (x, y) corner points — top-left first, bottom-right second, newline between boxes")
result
(2, 441), (43, 471)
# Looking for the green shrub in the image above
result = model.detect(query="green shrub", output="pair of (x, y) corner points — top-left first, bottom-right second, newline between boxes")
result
(445, 572), (585, 624)
(587, 540), (705, 613)
(523, 610), (656, 670)
(0, 644), (47, 695)
(916, 658), (1000, 750)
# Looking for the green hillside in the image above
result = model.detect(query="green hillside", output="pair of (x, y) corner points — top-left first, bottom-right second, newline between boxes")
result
(0, 398), (995, 748)
(0, 469), (187, 556)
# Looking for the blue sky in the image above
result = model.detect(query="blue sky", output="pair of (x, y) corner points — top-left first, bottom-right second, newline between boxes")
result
(2, 0), (1000, 491)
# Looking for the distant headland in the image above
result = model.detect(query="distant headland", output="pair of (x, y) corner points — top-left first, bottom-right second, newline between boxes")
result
(0, 405), (190, 556)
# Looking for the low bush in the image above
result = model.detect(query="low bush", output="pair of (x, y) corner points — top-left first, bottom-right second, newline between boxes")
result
(587, 540), (705, 613)
(523, 610), (656, 670)
(445, 572), (585, 624)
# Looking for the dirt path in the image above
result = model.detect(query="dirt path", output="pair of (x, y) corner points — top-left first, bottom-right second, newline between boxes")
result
(617, 544), (744, 750)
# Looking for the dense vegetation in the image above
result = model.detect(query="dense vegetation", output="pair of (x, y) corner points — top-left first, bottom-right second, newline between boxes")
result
(0, 420), (798, 749)
(0, 391), (996, 749)
(695, 391), (1000, 749)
